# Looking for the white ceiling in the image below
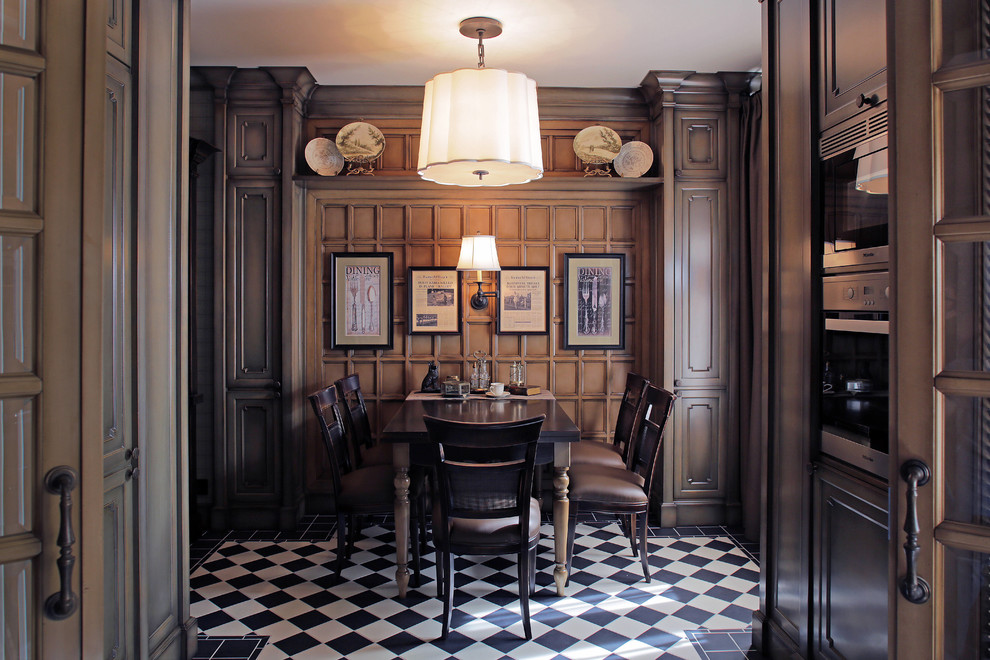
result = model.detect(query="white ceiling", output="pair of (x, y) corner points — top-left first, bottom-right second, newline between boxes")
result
(190, 0), (762, 88)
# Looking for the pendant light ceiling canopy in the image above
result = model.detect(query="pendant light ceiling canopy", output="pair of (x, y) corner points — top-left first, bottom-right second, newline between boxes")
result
(417, 17), (544, 187)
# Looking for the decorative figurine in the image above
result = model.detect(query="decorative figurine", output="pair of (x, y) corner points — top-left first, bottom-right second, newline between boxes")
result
(421, 361), (441, 393)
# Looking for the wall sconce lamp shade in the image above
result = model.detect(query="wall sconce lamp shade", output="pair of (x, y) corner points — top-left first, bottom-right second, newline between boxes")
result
(456, 234), (501, 310)
(417, 67), (544, 187)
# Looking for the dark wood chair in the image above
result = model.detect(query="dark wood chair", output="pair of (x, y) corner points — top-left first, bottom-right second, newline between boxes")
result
(334, 373), (431, 579)
(424, 414), (546, 640)
(565, 384), (675, 584)
(334, 373), (392, 467)
(570, 372), (650, 470)
(308, 385), (423, 585)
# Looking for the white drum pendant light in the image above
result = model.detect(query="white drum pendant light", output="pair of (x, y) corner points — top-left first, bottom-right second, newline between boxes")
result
(418, 17), (543, 187)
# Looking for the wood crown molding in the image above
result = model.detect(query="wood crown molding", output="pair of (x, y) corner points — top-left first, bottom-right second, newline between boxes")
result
(305, 84), (649, 122)
(640, 70), (756, 117)
(261, 67), (317, 109)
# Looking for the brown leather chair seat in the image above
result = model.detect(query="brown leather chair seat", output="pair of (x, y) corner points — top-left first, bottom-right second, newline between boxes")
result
(571, 373), (650, 470)
(570, 441), (625, 468)
(358, 443), (392, 467)
(337, 464), (395, 508)
(567, 466), (648, 504)
(444, 499), (541, 547)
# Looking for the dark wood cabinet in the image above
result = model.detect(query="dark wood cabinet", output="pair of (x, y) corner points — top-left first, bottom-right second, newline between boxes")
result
(220, 182), (285, 527)
(759, 1), (893, 657)
(820, 0), (887, 130)
(812, 460), (888, 659)
(191, 68), (313, 531)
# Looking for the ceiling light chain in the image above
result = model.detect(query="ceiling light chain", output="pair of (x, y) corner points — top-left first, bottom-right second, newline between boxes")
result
(477, 29), (486, 68)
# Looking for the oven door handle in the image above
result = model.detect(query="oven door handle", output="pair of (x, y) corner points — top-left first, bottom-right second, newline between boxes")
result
(825, 318), (889, 334)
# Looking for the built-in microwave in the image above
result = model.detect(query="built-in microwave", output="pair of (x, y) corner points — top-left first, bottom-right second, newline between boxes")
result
(822, 134), (889, 270)
(820, 271), (890, 478)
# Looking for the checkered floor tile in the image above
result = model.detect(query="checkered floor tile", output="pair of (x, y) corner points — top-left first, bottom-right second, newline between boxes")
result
(191, 522), (759, 659)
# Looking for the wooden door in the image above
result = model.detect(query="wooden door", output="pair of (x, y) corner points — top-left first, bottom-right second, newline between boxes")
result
(102, 6), (138, 658)
(889, 0), (990, 654)
(0, 0), (127, 655)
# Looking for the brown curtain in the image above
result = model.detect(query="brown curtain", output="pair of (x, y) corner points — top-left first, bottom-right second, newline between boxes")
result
(736, 90), (763, 542)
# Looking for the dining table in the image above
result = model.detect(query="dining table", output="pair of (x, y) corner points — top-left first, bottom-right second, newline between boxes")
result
(380, 390), (580, 598)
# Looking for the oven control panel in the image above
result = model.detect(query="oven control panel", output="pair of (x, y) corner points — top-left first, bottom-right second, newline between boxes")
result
(823, 271), (889, 312)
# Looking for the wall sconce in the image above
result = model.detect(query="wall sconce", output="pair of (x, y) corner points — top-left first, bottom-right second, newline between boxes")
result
(456, 233), (501, 310)
(417, 17), (543, 187)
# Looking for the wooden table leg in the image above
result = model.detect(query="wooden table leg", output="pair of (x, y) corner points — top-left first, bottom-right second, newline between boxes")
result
(393, 443), (410, 598)
(553, 443), (571, 596)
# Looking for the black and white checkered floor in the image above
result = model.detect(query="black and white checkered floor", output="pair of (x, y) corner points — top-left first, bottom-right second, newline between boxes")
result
(190, 515), (761, 659)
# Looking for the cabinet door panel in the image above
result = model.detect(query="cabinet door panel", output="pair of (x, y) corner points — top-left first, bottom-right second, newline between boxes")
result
(672, 391), (726, 498)
(227, 393), (280, 499)
(674, 184), (726, 388)
(676, 112), (726, 179)
(813, 463), (888, 660)
(226, 185), (281, 387)
(228, 110), (280, 176)
(821, 0), (887, 129)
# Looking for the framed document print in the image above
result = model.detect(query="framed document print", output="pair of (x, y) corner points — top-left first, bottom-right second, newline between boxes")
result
(407, 267), (461, 334)
(329, 252), (393, 349)
(497, 267), (550, 335)
(563, 253), (625, 350)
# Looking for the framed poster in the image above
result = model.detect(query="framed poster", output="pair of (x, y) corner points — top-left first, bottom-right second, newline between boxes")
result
(407, 267), (461, 334)
(563, 253), (625, 350)
(497, 267), (550, 335)
(329, 252), (393, 349)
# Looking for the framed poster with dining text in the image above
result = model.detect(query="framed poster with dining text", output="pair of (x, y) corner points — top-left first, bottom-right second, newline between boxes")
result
(497, 267), (550, 335)
(407, 267), (461, 334)
(329, 252), (393, 350)
(563, 253), (625, 350)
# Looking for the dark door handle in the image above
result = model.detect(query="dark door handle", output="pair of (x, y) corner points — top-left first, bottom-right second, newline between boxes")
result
(266, 380), (282, 399)
(899, 458), (931, 604)
(857, 93), (879, 108)
(43, 466), (79, 620)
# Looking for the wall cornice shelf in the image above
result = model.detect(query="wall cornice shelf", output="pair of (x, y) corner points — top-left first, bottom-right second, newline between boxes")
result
(293, 175), (662, 193)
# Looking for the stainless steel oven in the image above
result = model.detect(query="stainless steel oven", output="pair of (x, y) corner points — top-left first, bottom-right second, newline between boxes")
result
(822, 134), (889, 270)
(820, 271), (889, 477)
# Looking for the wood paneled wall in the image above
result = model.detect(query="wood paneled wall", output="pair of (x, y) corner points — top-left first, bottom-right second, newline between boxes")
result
(189, 69), (748, 527)
(298, 90), (658, 503)
(303, 187), (654, 499)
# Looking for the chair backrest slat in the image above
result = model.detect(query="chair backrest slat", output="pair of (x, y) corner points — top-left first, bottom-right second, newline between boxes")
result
(627, 385), (676, 495)
(335, 373), (375, 452)
(613, 373), (650, 461)
(307, 385), (351, 497)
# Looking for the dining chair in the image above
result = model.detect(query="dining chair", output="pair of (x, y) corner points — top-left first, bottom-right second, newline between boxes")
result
(334, 373), (433, 581)
(308, 385), (424, 585)
(570, 372), (650, 470)
(565, 384), (675, 584)
(334, 373), (392, 467)
(424, 414), (546, 640)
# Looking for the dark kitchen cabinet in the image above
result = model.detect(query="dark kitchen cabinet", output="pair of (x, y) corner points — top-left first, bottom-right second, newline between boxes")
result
(812, 460), (889, 660)
(820, 0), (888, 130)
(192, 67), (314, 531)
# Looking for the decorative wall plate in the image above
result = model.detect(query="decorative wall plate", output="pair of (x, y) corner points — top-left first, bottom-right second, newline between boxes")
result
(613, 141), (654, 178)
(335, 122), (386, 163)
(572, 125), (622, 164)
(304, 137), (344, 176)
